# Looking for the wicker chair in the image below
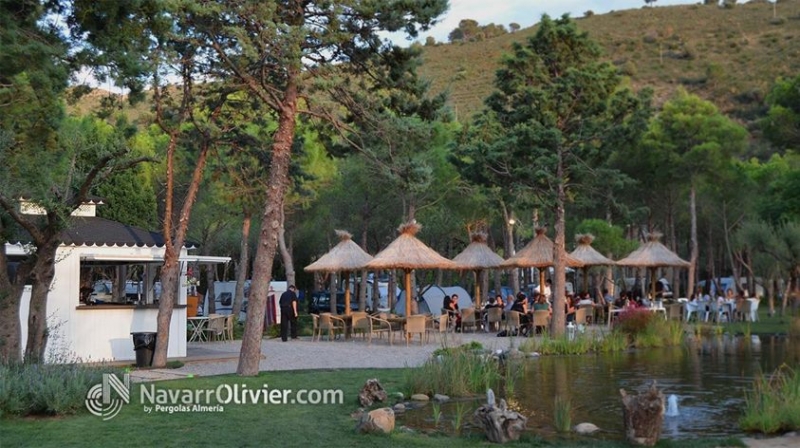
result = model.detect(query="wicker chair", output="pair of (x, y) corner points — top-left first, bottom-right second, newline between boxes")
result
(318, 313), (346, 341)
(404, 315), (427, 346)
(486, 307), (503, 332)
(350, 311), (371, 341)
(367, 314), (393, 345)
(574, 307), (588, 326)
(205, 314), (226, 341)
(461, 307), (478, 333)
(532, 310), (550, 334)
(223, 314), (236, 341)
(504, 310), (524, 335)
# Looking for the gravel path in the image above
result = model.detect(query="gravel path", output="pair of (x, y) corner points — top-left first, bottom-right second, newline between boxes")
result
(166, 332), (512, 378)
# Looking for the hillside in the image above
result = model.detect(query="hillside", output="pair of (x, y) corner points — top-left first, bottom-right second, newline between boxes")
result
(67, 2), (800, 127)
(418, 1), (800, 122)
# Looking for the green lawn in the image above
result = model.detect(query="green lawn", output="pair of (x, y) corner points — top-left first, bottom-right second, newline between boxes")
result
(0, 367), (747, 448)
(707, 307), (794, 336)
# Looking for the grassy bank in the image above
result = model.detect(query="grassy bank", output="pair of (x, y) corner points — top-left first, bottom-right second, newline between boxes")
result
(741, 365), (800, 434)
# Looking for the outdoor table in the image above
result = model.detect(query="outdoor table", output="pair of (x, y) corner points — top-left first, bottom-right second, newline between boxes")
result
(187, 316), (209, 342)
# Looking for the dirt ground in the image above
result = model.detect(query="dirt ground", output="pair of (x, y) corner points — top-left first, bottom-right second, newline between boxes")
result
(742, 433), (799, 448)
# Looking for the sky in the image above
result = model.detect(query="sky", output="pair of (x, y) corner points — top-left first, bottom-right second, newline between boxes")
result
(402, 0), (699, 44)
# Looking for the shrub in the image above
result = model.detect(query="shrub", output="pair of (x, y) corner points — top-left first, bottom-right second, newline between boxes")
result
(615, 308), (656, 336)
(0, 363), (119, 417)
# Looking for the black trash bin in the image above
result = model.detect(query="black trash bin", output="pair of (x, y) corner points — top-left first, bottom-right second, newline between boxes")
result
(131, 332), (157, 367)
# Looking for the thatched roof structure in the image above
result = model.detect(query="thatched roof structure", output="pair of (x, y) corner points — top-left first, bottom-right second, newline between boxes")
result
(501, 228), (584, 268)
(569, 234), (616, 266)
(304, 230), (373, 272)
(365, 221), (458, 271)
(452, 232), (504, 270)
(616, 232), (690, 268)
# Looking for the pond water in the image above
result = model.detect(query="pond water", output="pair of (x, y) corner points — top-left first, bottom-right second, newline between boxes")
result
(400, 335), (799, 440)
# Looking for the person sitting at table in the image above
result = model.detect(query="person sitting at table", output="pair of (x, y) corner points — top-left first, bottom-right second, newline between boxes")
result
(510, 294), (531, 335)
(577, 291), (594, 307)
(564, 294), (577, 322)
(532, 293), (551, 315)
(444, 294), (461, 332)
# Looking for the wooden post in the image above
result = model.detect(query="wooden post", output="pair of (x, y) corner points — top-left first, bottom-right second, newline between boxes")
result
(620, 381), (665, 446)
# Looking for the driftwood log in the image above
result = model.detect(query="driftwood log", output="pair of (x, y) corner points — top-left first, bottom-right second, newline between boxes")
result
(620, 381), (665, 446)
(473, 389), (527, 443)
(358, 378), (387, 407)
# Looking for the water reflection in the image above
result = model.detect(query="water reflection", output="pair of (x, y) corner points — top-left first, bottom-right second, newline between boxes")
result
(400, 335), (796, 440)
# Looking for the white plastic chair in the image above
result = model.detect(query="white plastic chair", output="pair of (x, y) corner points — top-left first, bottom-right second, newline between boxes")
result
(746, 298), (760, 322)
(685, 301), (699, 322)
(704, 300), (719, 323)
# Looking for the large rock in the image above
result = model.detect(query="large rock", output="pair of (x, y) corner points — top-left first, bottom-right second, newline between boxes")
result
(432, 394), (450, 403)
(356, 407), (395, 434)
(574, 422), (600, 435)
(620, 381), (665, 446)
(358, 378), (387, 407)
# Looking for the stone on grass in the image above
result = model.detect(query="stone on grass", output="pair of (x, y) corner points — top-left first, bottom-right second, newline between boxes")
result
(393, 403), (406, 412)
(358, 378), (387, 407)
(410, 393), (429, 401)
(356, 407), (395, 434)
(574, 422), (600, 435)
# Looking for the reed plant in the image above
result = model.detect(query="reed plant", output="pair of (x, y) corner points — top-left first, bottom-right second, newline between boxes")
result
(404, 347), (502, 397)
(740, 364), (800, 433)
(553, 395), (572, 433)
(452, 401), (468, 435)
(431, 402), (442, 427)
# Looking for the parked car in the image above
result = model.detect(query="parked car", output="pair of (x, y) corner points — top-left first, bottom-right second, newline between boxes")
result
(307, 291), (367, 314)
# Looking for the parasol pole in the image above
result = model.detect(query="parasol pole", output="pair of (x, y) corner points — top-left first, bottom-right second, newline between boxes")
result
(539, 269), (546, 298)
(404, 268), (412, 316)
(474, 269), (481, 309)
(583, 266), (589, 293)
(650, 268), (657, 300)
(343, 270), (351, 315)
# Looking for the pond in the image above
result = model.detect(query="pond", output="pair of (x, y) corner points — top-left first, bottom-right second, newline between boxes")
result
(400, 335), (800, 440)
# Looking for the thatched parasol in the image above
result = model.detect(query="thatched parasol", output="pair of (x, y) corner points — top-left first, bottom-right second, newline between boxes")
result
(501, 227), (584, 294)
(569, 233), (617, 292)
(365, 221), (458, 316)
(304, 230), (373, 315)
(616, 232), (690, 298)
(452, 232), (504, 309)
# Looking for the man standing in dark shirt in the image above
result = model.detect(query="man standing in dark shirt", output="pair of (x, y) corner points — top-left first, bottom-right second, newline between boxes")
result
(279, 285), (299, 341)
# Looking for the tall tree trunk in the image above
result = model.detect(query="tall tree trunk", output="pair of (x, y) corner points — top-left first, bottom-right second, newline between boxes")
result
(687, 182), (698, 298)
(237, 85), (299, 376)
(205, 264), (216, 315)
(550, 154), (567, 337)
(23, 239), (58, 363)
(152, 136), (212, 368)
(277, 205), (295, 287)
(502, 204), (519, 295)
(232, 212), (251, 319)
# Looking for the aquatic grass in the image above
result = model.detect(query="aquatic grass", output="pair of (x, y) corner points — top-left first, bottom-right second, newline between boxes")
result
(431, 401), (442, 427)
(404, 346), (501, 398)
(634, 319), (685, 348)
(452, 401), (468, 435)
(740, 364), (800, 433)
(553, 395), (572, 433)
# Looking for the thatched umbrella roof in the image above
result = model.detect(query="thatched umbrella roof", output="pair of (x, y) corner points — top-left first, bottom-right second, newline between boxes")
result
(569, 234), (616, 266)
(452, 232), (504, 270)
(501, 228), (584, 268)
(365, 222), (458, 271)
(616, 232), (690, 268)
(366, 221), (457, 316)
(304, 230), (373, 272)
(452, 232), (504, 309)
